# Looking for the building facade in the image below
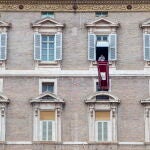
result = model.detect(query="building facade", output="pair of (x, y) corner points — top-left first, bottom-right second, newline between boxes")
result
(0, 0), (150, 149)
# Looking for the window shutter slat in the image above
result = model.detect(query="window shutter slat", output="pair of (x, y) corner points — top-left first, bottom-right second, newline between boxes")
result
(0, 33), (7, 60)
(34, 33), (41, 60)
(55, 33), (62, 60)
(144, 34), (150, 60)
(88, 33), (96, 60)
(109, 34), (117, 60)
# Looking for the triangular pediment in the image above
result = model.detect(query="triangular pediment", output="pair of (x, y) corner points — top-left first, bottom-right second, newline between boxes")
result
(30, 91), (65, 104)
(141, 18), (150, 28)
(32, 17), (64, 28)
(86, 18), (119, 28)
(0, 20), (11, 28)
(0, 93), (10, 103)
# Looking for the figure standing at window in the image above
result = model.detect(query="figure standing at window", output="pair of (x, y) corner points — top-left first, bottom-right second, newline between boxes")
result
(98, 54), (105, 61)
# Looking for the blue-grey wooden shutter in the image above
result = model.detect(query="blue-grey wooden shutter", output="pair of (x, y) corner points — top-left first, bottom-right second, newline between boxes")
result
(88, 33), (96, 61)
(34, 33), (41, 60)
(144, 34), (150, 61)
(0, 33), (7, 60)
(54, 33), (62, 60)
(109, 34), (117, 61)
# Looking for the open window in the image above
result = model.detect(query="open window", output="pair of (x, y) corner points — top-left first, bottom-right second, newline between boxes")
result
(86, 18), (119, 68)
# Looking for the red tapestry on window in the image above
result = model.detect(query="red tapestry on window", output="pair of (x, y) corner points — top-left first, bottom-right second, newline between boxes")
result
(97, 61), (109, 90)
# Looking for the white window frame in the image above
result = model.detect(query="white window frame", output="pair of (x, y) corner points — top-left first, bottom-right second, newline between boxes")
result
(0, 78), (3, 93)
(39, 79), (57, 94)
(40, 118), (56, 141)
(95, 120), (111, 142)
(41, 35), (55, 62)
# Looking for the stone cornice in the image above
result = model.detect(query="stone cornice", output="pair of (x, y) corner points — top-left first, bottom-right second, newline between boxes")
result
(0, 0), (150, 11)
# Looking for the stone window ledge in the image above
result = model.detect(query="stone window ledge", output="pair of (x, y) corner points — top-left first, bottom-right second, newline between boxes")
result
(33, 141), (62, 145)
(88, 141), (118, 145)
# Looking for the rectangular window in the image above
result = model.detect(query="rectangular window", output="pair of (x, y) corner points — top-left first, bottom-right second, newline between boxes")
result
(95, 11), (108, 17)
(40, 111), (55, 141)
(41, 35), (55, 61)
(95, 111), (110, 142)
(42, 82), (54, 93)
(41, 12), (54, 18)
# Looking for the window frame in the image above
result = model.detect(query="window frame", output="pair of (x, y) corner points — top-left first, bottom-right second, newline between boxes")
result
(39, 79), (57, 94)
(41, 35), (55, 62)
(41, 12), (54, 18)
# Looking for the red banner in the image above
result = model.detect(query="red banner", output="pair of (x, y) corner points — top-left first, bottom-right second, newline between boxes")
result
(97, 61), (109, 90)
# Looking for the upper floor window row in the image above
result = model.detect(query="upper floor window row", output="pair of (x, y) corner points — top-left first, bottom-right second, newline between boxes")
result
(2, 18), (150, 66)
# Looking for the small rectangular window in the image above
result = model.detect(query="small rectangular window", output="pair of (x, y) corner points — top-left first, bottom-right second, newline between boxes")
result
(95, 11), (108, 17)
(41, 12), (54, 18)
(42, 82), (54, 93)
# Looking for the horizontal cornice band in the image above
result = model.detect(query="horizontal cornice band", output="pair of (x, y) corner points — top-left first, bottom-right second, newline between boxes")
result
(0, 1), (150, 11)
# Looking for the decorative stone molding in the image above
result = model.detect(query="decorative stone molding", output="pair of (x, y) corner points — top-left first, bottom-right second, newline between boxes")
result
(0, 93), (10, 142)
(30, 92), (65, 142)
(0, 1), (150, 11)
(85, 91), (120, 142)
(141, 98), (150, 142)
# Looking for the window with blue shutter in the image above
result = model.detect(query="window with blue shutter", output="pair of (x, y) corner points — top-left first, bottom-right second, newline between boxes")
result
(109, 34), (117, 61)
(55, 33), (62, 60)
(34, 33), (41, 60)
(0, 33), (7, 60)
(144, 34), (150, 61)
(88, 33), (96, 61)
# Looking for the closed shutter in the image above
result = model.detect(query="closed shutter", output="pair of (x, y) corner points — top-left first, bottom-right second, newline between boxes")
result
(0, 33), (7, 60)
(55, 33), (62, 60)
(34, 33), (41, 60)
(88, 33), (96, 61)
(144, 34), (150, 60)
(109, 34), (117, 60)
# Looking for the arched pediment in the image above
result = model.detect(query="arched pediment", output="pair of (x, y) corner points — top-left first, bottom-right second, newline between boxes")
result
(30, 91), (65, 104)
(140, 18), (150, 28)
(85, 91), (120, 104)
(85, 18), (120, 28)
(0, 93), (10, 104)
(32, 17), (64, 28)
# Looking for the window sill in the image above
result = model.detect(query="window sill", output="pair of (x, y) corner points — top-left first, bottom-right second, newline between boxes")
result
(39, 61), (58, 65)
(88, 141), (118, 145)
(33, 141), (62, 144)
(35, 60), (61, 69)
